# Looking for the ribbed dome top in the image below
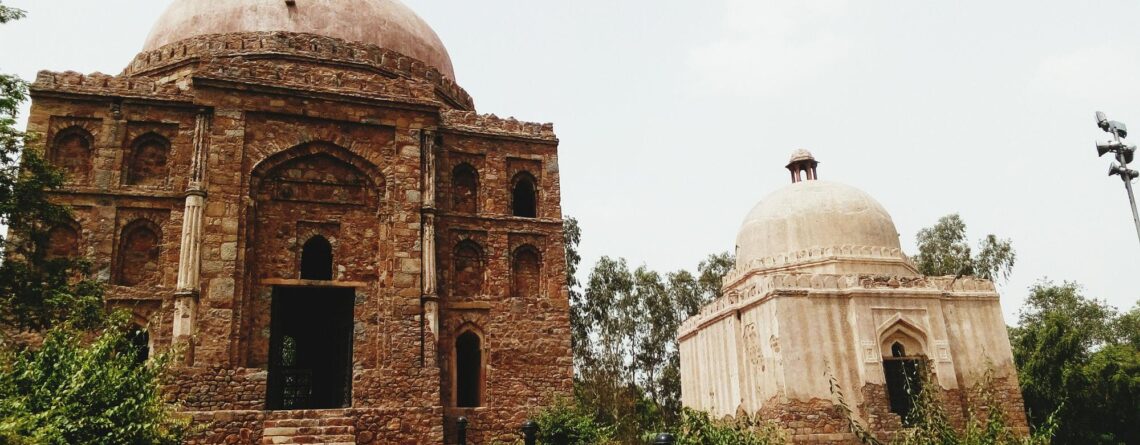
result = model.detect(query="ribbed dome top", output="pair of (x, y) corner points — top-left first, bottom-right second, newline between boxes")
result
(736, 180), (902, 269)
(142, 0), (455, 79)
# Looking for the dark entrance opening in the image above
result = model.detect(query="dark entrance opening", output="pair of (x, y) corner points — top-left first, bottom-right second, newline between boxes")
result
(456, 331), (482, 407)
(267, 286), (354, 410)
(883, 342), (923, 425)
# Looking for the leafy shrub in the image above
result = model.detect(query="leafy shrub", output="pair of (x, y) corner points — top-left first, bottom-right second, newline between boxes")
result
(0, 313), (188, 445)
(671, 408), (784, 445)
(532, 396), (614, 445)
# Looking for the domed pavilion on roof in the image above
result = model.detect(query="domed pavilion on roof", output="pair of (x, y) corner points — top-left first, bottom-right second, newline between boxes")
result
(678, 151), (1028, 442)
(24, 1), (571, 443)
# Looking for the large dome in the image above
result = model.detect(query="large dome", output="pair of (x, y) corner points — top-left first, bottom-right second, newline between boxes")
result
(142, 0), (456, 80)
(736, 180), (903, 269)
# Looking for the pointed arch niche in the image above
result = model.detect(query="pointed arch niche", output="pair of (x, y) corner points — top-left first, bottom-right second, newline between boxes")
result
(511, 245), (541, 299)
(451, 163), (479, 214)
(51, 127), (94, 183)
(124, 133), (171, 186)
(116, 220), (162, 286)
(452, 241), (484, 298)
(45, 222), (81, 260)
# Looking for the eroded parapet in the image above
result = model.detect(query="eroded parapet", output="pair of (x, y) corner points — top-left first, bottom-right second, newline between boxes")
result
(722, 244), (916, 285)
(193, 58), (439, 106)
(677, 271), (999, 337)
(440, 110), (557, 141)
(32, 70), (191, 102)
(122, 32), (474, 110)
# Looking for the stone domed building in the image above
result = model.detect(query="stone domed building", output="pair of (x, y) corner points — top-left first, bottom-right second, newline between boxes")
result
(25, 0), (572, 443)
(678, 151), (1027, 443)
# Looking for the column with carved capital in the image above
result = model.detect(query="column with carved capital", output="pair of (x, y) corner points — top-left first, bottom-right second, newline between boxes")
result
(173, 110), (210, 364)
(421, 130), (440, 345)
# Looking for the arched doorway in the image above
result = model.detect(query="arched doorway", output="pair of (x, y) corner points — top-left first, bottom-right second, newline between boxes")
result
(880, 324), (926, 425)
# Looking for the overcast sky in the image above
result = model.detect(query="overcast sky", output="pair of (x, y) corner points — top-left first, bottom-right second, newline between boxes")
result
(2, 0), (1138, 321)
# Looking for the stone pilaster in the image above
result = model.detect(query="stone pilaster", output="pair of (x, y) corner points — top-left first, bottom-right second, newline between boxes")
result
(421, 130), (439, 344)
(173, 110), (210, 364)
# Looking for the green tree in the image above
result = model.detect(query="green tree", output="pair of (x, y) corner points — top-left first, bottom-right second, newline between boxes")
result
(913, 214), (1015, 282)
(0, 2), (102, 332)
(1010, 281), (1139, 444)
(569, 250), (735, 442)
(0, 5), (188, 443)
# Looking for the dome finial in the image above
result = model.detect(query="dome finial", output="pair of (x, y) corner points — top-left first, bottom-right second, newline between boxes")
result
(786, 149), (819, 183)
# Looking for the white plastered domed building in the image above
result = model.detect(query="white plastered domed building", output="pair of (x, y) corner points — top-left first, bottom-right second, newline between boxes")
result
(678, 151), (1027, 442)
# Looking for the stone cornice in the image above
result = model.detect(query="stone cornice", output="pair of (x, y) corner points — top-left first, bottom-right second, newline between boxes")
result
(440, 110), (557, 142)
(122, 32), (474, 110)
(677, 272), (999, 340)
(30, 71), (193, 103)
(724, 245), (919, 286)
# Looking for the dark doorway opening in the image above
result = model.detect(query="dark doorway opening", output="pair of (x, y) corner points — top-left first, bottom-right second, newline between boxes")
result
(267, 287), (354, 410)
(456, 331), (482, 407)
(883, 343), (923, 425)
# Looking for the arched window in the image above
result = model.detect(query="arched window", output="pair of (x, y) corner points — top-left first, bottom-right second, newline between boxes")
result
(452, 164), (479, 213)
(51, 128), (93, 182)
(512, 246), (541, 299)
(125, 134), (170, 186)
(891, 342), (906, 358)
(453, 241), (484, 297)
(128, 324), (150, 364)
(45, 224), (80, 260)
(455, 331), (483, 407)
(300, 236), (333, 280)
(116, 221), (161, 286)
(511, 173), (537, 218)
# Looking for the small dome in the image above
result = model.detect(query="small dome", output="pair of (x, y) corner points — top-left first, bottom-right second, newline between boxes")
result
(736, 180), (902, 269)
(787, 149), (815, 165)
(142, 0), (455, 80)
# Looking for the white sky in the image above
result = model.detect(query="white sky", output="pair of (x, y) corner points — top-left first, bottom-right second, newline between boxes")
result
(2, 0), (1138, 321)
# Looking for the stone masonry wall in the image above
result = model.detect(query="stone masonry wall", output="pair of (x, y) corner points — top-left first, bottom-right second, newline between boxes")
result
(29, 27), (572, 443)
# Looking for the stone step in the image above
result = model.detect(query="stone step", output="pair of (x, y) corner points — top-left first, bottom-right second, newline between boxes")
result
(261, 410), (356, 445)
(260, 434), (356, 444)
(263, 417), (355, 428)
(263, 426), (354, 436)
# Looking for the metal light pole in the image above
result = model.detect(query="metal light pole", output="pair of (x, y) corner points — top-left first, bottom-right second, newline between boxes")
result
(1094, 111), (1140, 246)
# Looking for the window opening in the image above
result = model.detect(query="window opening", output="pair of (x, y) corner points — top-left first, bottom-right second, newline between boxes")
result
(300, 236), (333, 280)
(511, 175), (537, 218)
(456, 331), (482, 407)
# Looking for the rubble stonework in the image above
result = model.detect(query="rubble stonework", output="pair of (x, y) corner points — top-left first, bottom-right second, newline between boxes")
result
(25, 1), (572, 443)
